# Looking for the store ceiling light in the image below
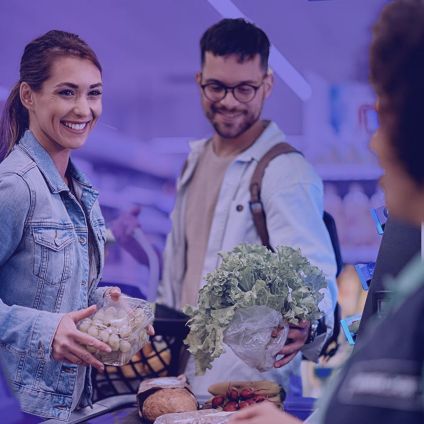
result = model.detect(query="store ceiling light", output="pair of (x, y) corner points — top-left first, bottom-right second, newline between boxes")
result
(207, 0), (312, 101)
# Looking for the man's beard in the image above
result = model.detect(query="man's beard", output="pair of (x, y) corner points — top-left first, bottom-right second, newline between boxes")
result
(207, 105), (260, 139)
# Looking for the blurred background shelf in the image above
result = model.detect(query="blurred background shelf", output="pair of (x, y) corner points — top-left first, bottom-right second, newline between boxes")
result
(317, 164), (382, 181)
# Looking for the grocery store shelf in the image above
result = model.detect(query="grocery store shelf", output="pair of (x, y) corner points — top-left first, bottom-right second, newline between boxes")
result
(316, 164), (382, 181)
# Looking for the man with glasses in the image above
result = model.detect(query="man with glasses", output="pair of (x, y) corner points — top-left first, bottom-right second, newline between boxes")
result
(158, 18), (337, 397)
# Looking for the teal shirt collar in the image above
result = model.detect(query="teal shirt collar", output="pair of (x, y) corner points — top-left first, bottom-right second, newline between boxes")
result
(384, 253), (424, 312)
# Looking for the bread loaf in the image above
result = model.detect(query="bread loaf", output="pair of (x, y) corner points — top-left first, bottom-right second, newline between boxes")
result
(137, 376), (198, 423)
(142, 388), (197, 422)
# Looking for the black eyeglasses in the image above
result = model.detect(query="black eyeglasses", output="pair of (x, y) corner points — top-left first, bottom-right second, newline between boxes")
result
(200, 78), (265, 104)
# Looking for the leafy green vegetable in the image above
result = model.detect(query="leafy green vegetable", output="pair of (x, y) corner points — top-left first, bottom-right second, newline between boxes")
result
(183, 244), (327, 375)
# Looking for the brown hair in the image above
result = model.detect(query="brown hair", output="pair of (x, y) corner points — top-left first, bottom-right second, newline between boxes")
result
(370, 0), (424, 185)
(0, 30), (102, 161)
(200, 18), (270, 71)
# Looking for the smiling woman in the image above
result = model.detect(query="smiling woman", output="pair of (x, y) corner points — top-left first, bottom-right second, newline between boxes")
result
(0, 30), (121, 421)
(20, 56), (103, 175)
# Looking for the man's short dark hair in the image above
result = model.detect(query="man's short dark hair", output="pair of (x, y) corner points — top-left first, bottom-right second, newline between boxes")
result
(200, 18), (270, 71)
(370, 0), (424, 185)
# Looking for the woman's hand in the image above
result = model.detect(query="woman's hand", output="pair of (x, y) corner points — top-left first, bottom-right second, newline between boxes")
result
(229, 402), (302, 424)
(52, 305), (111, 372)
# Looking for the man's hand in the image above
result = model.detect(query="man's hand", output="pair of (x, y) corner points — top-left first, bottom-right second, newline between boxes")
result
(52, 305), (111, 372)
(229, 401), (302, 424)
(274, 320), (310, 368)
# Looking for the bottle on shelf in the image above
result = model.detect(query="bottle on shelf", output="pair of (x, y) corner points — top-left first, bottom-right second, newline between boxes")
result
(342, 183), (375, 247)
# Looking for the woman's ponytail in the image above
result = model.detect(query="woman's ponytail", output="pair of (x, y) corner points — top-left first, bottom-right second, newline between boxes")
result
(0, 82), (29, 161)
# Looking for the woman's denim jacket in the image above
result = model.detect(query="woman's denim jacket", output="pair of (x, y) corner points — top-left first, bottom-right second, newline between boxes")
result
(0, 131), (107, 420)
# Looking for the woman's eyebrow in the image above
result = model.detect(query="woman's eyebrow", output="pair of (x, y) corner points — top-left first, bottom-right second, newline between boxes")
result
(54, 82), (103, 89)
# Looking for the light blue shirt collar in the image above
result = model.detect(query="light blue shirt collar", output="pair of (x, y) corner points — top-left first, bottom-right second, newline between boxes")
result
(188, 120), (286, 163)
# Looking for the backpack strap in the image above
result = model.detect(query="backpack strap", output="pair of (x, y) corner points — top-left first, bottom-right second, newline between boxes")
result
(249, 145), (343, 358)
(249, 143), (302, 250)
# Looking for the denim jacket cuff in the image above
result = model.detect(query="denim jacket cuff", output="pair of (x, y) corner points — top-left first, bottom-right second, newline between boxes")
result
(29, 310), (64, 361)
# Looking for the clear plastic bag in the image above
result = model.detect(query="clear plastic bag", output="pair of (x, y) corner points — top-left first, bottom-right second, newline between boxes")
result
(153, 410), (234, 424)
(77, 293), (154, 366)
(223, 305), (289, 372)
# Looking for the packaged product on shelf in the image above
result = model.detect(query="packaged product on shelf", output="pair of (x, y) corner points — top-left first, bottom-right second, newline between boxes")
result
(343, 183), (375, 246)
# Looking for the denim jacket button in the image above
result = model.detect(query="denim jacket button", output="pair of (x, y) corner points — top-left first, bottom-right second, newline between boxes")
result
(78, 236), (87, 245)
(236, 204), (244, 212)
(54, 238), (61, 247)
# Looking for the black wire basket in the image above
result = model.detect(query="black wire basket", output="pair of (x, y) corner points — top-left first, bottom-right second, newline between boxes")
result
(91, 303), (189, 402)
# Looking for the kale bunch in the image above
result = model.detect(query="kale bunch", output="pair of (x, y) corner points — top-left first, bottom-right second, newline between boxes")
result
(183, 244), (327, 375)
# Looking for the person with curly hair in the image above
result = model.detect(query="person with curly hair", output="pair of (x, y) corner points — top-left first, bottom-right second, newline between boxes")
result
(230, 1), (424, 422)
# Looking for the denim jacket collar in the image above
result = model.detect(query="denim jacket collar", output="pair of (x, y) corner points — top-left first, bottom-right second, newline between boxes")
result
(18, 130), (95, 195)
(67, 160), (96, 191)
